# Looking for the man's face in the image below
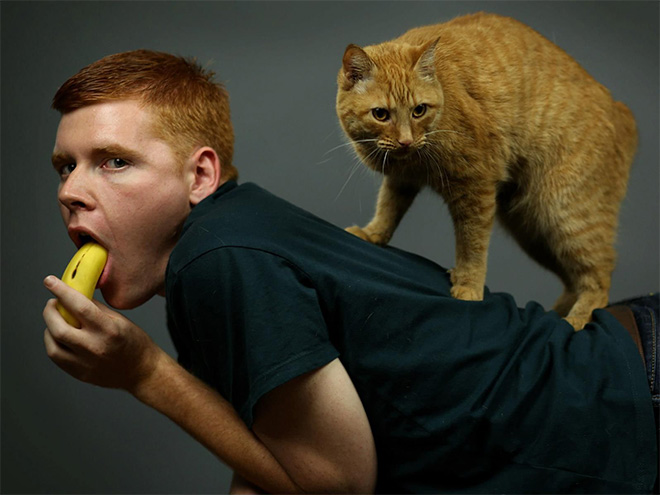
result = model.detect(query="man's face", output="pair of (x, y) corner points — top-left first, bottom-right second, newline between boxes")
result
(52, 100), (194, 309)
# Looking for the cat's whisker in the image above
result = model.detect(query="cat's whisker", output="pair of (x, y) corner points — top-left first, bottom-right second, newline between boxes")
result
(421, 147), (450, 194)
(425, 129), (467, 138)
(421, 148), (436, 188)
(382, 150), (390, 175)
(416, 148), (431, 185)
(425, 130), (471, 148)
(322, 129), (338, 143)
(323, 138), (379, 157)
(322, 141), (357, 156)
(334, 161), (364, 201)
(318, 139), (378, 167)
(361, 149), (378, 169)
(434, 155), (451, 195)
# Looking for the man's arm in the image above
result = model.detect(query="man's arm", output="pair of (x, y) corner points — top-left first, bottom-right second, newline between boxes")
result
(230, 473), (266, 495)
(42, 276), (300, 494)
(131, 346), (301, 493)
(250, 358), (378, 494)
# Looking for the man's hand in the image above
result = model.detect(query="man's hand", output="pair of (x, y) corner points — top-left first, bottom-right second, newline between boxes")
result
(43, 275), (301, 493)
(43, 275), (159, 392)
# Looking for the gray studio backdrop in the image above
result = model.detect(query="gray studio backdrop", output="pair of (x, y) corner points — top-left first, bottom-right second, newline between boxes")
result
(2, 1), (658, 493)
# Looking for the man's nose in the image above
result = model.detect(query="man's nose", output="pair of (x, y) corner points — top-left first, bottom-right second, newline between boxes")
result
(58, 168), (94, 211)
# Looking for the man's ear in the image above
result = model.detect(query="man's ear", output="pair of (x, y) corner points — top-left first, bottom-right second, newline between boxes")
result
(188, 146), (221, 206)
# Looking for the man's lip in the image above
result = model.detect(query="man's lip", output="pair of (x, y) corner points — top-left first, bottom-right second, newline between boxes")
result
(66, 226), (110, 290)
(68, 227), (104, 249)
(97, 256), (110, 289)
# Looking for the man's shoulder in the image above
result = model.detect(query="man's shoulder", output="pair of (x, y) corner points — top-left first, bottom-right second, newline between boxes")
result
(168, 182), (304, 273)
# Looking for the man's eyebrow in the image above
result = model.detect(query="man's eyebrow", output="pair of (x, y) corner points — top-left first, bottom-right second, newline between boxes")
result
(92, 145), (143, 161)
(51, 151), (73, 169)
(50, 145), (144, 169)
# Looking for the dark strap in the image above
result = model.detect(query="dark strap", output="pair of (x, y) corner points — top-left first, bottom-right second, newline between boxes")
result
(604, 305), (645, 364)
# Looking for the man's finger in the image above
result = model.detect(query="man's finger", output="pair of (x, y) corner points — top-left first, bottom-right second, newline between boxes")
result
(42, 298), (85, 350)
(44, 327), (93, 383)
(44, 325), (75, 360)
(44, 275), (102, 326)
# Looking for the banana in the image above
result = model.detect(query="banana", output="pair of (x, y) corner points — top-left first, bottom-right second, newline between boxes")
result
(56, 242), (108, 327)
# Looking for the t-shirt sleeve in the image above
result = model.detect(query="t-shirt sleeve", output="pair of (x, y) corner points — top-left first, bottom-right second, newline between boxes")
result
(167, 246), (339, 427)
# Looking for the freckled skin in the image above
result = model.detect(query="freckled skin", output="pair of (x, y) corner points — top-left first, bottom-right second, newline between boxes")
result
(54, 100), (195, 310)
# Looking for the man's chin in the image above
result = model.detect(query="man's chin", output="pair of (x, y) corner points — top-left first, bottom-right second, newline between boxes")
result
(101, 287), (156, 310)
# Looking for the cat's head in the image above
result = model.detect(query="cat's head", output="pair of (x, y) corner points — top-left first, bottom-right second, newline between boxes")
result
(336, 39), (444, 174)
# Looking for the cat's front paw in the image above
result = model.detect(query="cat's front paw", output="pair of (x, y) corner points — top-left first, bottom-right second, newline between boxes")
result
(450, 284), (484, 301)
(345, 225), (389, 245)
(345, 225), (373, 242)
(448, 269), (484, 301)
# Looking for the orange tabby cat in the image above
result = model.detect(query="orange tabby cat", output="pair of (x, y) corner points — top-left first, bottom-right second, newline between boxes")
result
(336, 12), (637, 330)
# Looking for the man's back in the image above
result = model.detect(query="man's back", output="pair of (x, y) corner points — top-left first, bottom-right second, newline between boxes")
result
(166, 180), (657, 493)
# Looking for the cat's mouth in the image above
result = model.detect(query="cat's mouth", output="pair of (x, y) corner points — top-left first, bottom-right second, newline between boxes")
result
(363, 146), (420, 174)
(379, 145), (419, 160)
(391, 145), (417, 155)
(356, 139), (422, 173)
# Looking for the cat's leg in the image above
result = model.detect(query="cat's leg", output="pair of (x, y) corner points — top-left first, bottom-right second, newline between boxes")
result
(446, 184), (497, 301)
(561, 109), (637, 329)
(504, 195), (615, 329)
(549, 180), (622, 329)
(552, 291), (578, 318)
(561, 258), (614, 330)
(558, 105), (637, 329)
(346, 176), (420, 245)
(497, 220), (579, 318)
(502, 176), (618, 330)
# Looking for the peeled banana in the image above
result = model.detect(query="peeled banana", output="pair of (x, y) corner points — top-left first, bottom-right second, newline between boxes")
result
(56, 242), (108, 327)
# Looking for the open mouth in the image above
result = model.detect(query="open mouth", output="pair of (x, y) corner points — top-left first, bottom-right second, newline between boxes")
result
(71, 229), (104, 250)
(75, 233), (110, 288)
(79, 233), (94, 245)
(76, 233), (97, 248)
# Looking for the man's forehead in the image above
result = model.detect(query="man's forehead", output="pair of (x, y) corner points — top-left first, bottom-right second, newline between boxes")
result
(53, 101), (160, 154)
(57, 100), (158, 136)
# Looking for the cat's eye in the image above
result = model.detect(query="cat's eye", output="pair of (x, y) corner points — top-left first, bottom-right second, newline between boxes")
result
(412, 104), (427, 118)
(372, 108), (390, 122)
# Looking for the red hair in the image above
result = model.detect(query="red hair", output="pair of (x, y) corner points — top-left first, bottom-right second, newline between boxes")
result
(52, 50), (237, 181)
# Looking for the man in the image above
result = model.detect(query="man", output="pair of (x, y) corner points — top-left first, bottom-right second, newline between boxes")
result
(43, 50), (658, 493)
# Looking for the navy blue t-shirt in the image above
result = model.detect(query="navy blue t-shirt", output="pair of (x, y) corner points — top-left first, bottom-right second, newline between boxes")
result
(166, 181), (657, 493)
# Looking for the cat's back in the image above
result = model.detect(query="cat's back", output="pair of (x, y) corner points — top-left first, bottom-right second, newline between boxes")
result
(392, 12), (589, 98)
(392, 12), (524, 45)
(392, 12), (635, 152)
(395, 12), (537, 46)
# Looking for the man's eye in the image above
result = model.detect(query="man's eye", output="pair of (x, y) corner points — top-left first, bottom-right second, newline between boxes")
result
(60, 163), (76, 176)
(105, 158), (129, 169)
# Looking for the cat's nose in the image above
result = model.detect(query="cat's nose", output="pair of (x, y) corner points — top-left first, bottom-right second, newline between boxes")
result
(398, 125), (414, 148)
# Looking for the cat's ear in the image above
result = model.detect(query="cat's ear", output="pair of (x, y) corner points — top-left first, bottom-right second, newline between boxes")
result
(415, 37), (440, 81)
(342, 44), (374, 88)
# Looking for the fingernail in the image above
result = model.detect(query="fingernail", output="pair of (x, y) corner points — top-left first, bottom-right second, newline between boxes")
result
(44, 276), (56, 288)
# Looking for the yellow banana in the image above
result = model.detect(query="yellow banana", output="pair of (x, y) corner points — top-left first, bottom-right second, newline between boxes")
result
(56, 242), (108, 327)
